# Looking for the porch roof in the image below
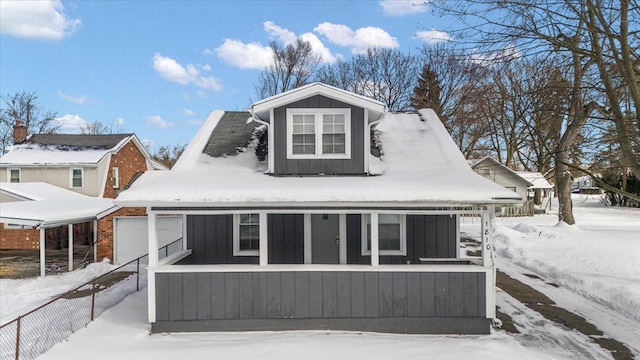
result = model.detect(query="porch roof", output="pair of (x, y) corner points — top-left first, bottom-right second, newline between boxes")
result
(0, 195), (116, 228)
(116, 109), (523, 207)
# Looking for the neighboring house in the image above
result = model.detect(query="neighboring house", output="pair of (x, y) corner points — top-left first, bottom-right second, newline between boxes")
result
(517, 171), (554, 207)
(572, 175), (601, 194)
(0, 122), (175, 266)
(1, 123), (165, 198)
(116, 83), (522, 335)
(470, 157), (532, 201)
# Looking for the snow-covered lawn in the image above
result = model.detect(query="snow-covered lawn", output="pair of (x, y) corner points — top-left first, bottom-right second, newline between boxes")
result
(1, 194), (638, 359)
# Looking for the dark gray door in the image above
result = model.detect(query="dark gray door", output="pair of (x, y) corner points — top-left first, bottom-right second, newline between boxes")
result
(311, 214), (340, 264)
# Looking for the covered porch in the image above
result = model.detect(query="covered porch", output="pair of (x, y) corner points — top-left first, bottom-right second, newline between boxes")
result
(146, 206), (496, 334)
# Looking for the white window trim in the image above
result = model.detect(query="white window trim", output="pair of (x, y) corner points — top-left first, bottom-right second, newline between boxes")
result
(361, 214), (406, 256)
(112, 167), (120, 188)
(70, 168), (84, 188)
(233, 213), (260, 256)
(8, 168), (21, 183)
(286, 108), (351, 160)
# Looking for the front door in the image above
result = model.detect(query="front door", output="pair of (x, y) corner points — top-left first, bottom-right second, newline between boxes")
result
(311, 214), (340, 264)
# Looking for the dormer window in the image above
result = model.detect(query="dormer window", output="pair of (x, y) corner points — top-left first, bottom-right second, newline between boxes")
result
(286, 108), (351, 159)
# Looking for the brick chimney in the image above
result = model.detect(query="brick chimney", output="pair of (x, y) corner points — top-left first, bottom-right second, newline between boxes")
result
(13, 120), (28, 144)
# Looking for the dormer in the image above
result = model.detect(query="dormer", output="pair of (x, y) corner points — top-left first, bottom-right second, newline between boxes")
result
(250, 83), (386, 176)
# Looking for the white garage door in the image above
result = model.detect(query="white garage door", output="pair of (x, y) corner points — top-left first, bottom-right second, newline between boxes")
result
(114, 216), (183, 265)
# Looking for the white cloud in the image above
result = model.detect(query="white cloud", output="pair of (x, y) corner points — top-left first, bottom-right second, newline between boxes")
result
(216, 21), (339, 69)
(0, 0), (80, 40)
(152, 53), (222, 91)
(313, 23), (354, 47)
(263, 21), (297, 45)
(58, 91), (88, 104)
(314, 22), (398, 54)
(115, 117), (125, 125)
(214, 39), (273, 70)
(299, 32), (337, 64)
(146, 115), (174, 129)
(182, 108), (196, 116)
(379, 0), (428, 16)
(55, 114), (87, 133)
(352, 27), (399, 53)
(415, 30), (453, 44)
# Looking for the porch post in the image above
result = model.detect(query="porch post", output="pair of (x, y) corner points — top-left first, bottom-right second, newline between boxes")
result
(370, 212), (379, 266)
(39, 228), (45, 277)
(68, 223), (74, 271)
(304, 214), (312, 264)
(339, 214), (347, 264)
(481, 207), (496, 319)
(259, 212), (268, 266)
(148, 210), (158, 323)
(182, 214), (188, 251)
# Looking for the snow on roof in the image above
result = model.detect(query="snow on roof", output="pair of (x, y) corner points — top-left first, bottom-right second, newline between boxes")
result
(0, 134), (135, 166)
(516, 172), (554, 189)
(0, 182), (86, 201)
(116, 109), (522, 207)
(0, 195), (116, 227)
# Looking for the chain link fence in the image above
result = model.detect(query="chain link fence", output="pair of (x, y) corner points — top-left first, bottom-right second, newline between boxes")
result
(0, 238), (182, 360)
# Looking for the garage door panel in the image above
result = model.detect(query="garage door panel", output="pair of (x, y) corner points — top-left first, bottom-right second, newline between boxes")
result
(115, 216), (183, 265)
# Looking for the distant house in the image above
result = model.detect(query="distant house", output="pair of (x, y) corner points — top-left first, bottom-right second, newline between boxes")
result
(117, 83), (522, 335)
(470, 157), (532, 200)
(0, 122), (177, 271)
(517, 171), (554, 207)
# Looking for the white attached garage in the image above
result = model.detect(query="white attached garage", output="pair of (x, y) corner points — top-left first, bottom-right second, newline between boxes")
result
(114, 215), (183, 265)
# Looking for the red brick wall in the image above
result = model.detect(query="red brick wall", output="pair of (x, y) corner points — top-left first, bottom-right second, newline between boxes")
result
(97, 207), (146, 262)
(103, 140), (149, 199)
(0, 223), (39, 250)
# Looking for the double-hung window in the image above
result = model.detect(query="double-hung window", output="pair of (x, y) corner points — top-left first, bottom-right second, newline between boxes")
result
(71, 168), (83, 188)
(8, 168), (20, 183)
(233, 214), (260, 256)
(361, 214), (406, 256)
(112, 167), (120, 188)
(287, 108), (350, 159)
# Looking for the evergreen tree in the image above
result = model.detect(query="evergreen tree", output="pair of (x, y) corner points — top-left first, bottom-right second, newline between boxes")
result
(410, 64), (441, 114)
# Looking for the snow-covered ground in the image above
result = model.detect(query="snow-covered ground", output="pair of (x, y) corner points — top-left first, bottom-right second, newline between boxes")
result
(1, 194), (638, 359)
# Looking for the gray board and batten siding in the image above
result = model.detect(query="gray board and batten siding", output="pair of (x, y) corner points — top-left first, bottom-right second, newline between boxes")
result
(273, 95), (366, 175)
(179, 214), (457, 265)
(153, 270), (488, 334)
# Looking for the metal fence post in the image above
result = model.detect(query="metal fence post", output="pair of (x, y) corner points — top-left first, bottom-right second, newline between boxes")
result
(90, 281), (96, 321)
(136, 258), (140, 291)
(15, 316), (21, 360)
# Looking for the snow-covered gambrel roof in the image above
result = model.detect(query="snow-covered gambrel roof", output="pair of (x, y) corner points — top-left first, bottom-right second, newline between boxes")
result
(116, 109), (523, 208)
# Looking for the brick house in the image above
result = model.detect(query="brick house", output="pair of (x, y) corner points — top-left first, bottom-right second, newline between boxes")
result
(0, 120), (170, 266)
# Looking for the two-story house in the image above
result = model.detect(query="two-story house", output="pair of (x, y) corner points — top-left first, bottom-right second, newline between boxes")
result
(0, 121), (174, 268)
(116, 83), (523, 334)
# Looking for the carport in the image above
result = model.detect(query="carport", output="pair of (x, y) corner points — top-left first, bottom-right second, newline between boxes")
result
(0, 197), (117, 277)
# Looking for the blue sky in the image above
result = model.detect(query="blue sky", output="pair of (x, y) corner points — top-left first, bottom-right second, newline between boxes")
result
(0, 0), (455, 151)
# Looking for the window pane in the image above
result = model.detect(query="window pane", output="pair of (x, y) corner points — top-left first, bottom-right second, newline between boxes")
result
(364, 215), (402, 252)
(238, 214), (260, 251)
(10, 170), (19, 183)
(322, 134), (345, 154)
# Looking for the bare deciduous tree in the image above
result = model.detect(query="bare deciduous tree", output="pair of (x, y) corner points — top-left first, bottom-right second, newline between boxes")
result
(254, 39), (322, 99)
(0, 91), (59, 153)
(433, 0), (639, 222)
(317, 48), (419, 111)
(80, 120), (125, 135)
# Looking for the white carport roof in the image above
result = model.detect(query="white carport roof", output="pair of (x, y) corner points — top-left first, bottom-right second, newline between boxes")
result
(0, 194), (116, 228)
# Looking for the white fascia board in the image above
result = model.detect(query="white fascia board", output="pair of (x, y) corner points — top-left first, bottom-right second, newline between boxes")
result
(251, 83), (386, 116)
(119, 199), (523, 210)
